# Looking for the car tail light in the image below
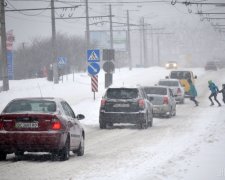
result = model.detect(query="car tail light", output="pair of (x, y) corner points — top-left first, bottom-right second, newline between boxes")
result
(177, 88), (181, 95)
(51, 118), (61, 130)
(138, 99), (145, 109)
(101, 99), (106, 107)
(163, 96), (169, 104)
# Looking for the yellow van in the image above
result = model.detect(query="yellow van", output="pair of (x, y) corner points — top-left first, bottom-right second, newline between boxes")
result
(166, 70), (197, 96)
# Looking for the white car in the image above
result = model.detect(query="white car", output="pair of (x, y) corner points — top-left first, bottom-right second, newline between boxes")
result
(158, 79), (185, 104)
(143, 86), (176, 118)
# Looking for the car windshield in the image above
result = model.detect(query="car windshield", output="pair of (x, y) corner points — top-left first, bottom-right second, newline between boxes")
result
(158, 81), (179, 87)
(3, 100), (56, 113)
(144, 87), (167, 95)
(106, 88), (138, 99)
(170, 71), (191, 79)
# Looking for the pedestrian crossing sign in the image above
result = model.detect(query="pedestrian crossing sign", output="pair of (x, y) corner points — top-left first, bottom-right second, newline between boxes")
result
(87, 49), (100, 62)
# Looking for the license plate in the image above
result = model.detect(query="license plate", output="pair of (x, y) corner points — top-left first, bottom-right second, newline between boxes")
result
(15, 122), (38, 128)
(113, 104), (130, 108)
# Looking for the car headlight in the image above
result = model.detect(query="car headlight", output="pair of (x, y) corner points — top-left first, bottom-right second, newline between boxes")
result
(173, 64), (177, 67)
(165, 64), (169, 67)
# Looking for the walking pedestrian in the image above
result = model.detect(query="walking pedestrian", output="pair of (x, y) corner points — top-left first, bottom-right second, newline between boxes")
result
(188, 79), (199, 106)
(218, 84), (225, 104)
(208, 80), (221, 106)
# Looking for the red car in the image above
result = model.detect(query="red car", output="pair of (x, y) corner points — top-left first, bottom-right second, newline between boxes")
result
(0, 97), (85, 161)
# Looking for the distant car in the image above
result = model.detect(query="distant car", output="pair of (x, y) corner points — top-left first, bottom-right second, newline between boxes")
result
(143, 86), (176, 118)
(0, 97), (85, 161)
(99, 87), (153, 129)
(166, 70), (197, 97)
(205, 61), (217, 71)
(158, 79), (185, 104)
(165, 61), (178, 69)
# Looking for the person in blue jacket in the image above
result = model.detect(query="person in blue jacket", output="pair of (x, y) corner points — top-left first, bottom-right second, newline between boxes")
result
(208, 80), (221, 106)
(188, 79), (199, 106)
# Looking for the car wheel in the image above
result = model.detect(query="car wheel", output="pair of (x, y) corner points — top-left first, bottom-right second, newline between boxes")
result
(139, 114), (148, 129)
(149, 114), (153, 127)
(99, 119), (107, 129)
(15, 151), (24, 160)
(180, 98), (185, 104)
(167, 108), (172, 118)
(0, 152), (7, 161)
(173, 108), (176, 116)
(59, 137), (70, 161)
(74, 135), (84, 156)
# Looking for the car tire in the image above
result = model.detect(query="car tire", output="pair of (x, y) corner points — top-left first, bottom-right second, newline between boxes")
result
(59, 137), (70, 161)
(149, 114), (153, 127)
(99, 119), (107, 129)
(15, 151), (24, 160)
(173, 108), (176, 116)
(0, 152), (7, 161)
(139, 114), (148, 129)
(74, 135), (84, 156)
(167, 108), (172, 118)
(180, 99), (185, 104)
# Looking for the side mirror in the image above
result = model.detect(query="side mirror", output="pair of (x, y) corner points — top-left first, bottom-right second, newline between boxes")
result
(194, 75), (197, 79)
(77, 114), (85, 120)
(165, 76), (169, 79)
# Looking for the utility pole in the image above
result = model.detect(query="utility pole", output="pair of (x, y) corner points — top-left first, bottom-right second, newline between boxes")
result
(139, 18), (143, 66)
(0, 0), (9, 91)
(127, 10), (132, 70)
(157, 35), (160, 66)
(85, 0), (90, 49)
(142, 17), (148, 67)
(150, 25), (154, 66)
(51, 0), (58, 84)
(109, 4), (113, 49)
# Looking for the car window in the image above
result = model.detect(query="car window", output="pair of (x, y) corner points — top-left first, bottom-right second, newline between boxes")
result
(106, 88), (138, 99)
(144, 87), (167, 95)
(158, 81), (179, 86)
(61, 101), (76, 118)
(3, 100), (56, 113)
(170, 71), (191, 79)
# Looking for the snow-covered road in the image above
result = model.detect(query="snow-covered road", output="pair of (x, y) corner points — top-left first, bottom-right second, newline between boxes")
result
(0, 67), (224, 180)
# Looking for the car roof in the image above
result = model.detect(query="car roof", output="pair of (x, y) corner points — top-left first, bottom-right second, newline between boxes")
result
(9, 97), (63, 103)
(159, 79), (180, 82)
(142, 85), (170, 89)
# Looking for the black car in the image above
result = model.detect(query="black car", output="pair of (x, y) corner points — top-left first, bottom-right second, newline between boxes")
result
(99, 87), (153, 129)
(205, 61), (217, 71)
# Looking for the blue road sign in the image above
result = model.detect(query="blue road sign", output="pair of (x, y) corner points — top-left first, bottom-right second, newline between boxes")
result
(87, 49), (100, 62)
(88, 62), (100, 76)
(57, 56), (67, 65)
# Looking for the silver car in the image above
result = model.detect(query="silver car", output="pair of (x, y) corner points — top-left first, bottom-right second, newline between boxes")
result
(143, 86), (176, 118)
(158, 79), (185, 104)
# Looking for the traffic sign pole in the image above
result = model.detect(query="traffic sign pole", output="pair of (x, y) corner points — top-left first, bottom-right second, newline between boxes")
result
(87, 49), (100, 100)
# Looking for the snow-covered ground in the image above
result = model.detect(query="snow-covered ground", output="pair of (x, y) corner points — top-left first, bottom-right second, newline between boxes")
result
(0, 67), (225, 180)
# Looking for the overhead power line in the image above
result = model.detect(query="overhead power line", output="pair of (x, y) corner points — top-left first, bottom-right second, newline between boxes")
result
(5, 5), (82, 12)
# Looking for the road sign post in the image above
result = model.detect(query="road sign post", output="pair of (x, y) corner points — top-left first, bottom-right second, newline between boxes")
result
(87, 49), (100, 100)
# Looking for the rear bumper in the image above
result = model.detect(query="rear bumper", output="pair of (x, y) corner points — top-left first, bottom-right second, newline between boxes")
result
(0, 131), (67, 153)
(174, 95), (184, 102)
(153, 105), (170, 116)
(99, 111), (146, 124)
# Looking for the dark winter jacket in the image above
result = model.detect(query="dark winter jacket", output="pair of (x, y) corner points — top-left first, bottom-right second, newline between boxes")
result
(208, 82), (219, 94)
